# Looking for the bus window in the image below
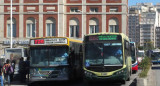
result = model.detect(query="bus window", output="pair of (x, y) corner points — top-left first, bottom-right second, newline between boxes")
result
(30, 47), (49, 66)
(85, 43), (103, 66)
(103, 43), (123, 65)
(30, 46), (69, 66)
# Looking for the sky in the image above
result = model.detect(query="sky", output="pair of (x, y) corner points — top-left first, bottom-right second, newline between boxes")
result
(129, 0), (160, 6)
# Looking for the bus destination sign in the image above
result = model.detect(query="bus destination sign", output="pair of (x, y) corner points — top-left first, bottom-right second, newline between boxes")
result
(30, 38), (68, 45)
(89, 35), (118, 41)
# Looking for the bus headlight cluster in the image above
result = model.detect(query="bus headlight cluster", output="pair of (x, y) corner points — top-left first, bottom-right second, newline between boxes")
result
(30, 69), (38, 76)
(85, 71), (94, 76)
(115, 70), (124, 75)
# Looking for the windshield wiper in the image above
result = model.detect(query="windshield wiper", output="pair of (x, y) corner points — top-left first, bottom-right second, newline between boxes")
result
(90, 64), (103, 66)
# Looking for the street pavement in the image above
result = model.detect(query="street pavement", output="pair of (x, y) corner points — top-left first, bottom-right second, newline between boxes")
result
(28, 70), (140, 86)
(0, 79), (27, 86)
(151, 64), (160, 86)
(0, 69), (141, 86)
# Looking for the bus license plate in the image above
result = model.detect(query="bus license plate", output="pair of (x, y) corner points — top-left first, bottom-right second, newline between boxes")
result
(101, 73), (107, 76)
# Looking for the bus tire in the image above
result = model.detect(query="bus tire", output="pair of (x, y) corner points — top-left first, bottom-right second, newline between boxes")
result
(121, 80), (126, 84)
(127, 70), (131, 81)
(83, 79), (91, 86)
(130, 68), (132, 75)
(127, 75), (130, 81)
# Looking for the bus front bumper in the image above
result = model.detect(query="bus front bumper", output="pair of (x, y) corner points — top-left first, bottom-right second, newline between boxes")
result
(29, 76), (69, 82)
(152, 60), (160, 64)
(84, 72), (127, 81)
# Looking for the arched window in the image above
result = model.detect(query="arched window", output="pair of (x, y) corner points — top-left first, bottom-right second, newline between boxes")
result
(46, 18), (56, 37)
(26, 18), (36, 38)
(7, 18), (16, 37)
(89, 18), (99, 34)
(109, 18), (119, 33)
(69, 18), (79, 38)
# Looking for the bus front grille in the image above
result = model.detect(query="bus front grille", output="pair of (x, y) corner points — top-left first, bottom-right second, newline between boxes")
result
(39, 71), (51, 75)
(39, 70), (61, 78)
(86, 66), (123, 72)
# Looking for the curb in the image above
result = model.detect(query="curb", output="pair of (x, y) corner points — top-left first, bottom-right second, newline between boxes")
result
(137, 67), (156, 86)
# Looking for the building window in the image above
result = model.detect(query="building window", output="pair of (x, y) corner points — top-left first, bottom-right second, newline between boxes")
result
(109, 7), (118, 12)
(70, 25), (79, 37)
(109, 18), (119, 33)
(89, 18), (99, 33)
(109, 25), (118, 32)
(90, 7), (98, 12)
(69, 18), (79, 38)
(46, 18), (56, 37)
(70, 7), (79, 13)
(26, 18), (36, 38)
(90, 25), (99, 33)
(7, 18), (16, 38)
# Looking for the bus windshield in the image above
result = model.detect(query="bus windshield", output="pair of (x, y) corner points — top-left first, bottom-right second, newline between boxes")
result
(131, 50), (136, 63)
(151, 52), (160, 60)
(30, 46), (69, 66)
(85, 42), (123, 66)
(138, 52), (144, 57)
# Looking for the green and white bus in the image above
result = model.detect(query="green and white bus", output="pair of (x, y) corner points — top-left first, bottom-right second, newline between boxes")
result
(83, 33), (132, 84)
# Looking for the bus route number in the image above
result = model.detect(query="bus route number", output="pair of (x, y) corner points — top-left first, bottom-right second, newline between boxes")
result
(34, 39), (45, 44)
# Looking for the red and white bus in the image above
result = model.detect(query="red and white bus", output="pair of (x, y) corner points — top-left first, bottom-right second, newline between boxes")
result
(130, 42), (138, 73)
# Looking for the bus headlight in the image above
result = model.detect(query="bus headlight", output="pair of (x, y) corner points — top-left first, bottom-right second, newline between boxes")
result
(30, 69), (39, 77)
(84, 71), (94, 76)
(114, 70), (124, 75)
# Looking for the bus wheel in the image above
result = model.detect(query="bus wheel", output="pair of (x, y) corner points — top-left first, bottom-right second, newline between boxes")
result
(83, 79), (92, 86)
(121, 80), (126, 84)
(130, 68), (132, 75)
(127, 71), (131, 81)
(127, 75), (130, 81)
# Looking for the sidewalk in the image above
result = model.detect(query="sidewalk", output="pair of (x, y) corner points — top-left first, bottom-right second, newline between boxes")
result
(0, 74), (28, 86)
(9, 81), (28, 86)
(137, 67), (156, 86)
(0, 81), (28, 86)
(147, 67), (156, 86)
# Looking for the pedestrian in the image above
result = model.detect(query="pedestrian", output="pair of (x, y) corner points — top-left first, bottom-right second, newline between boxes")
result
(19, 57), (26, 83)
(0, 63), (4, 86)
(25, 57), (30, 82)
(10, 56), (16, 82)
(2, 59), (13, 84)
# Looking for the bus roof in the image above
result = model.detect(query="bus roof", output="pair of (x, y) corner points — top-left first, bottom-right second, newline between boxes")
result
(85, 32), (129, 41)
(69, 38), (82, 43)
(130, 42), (135, 43)
(29, 36), (82, 46)
(138, 50), (144, 52)
(30, 36), (68, 40)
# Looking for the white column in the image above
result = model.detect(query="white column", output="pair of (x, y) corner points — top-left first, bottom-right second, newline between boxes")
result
(59, 0), (64, 37)
(63, 0), (66, 37)
(82, 0), (86, 39)
(19, 0), (24, 38)
(39, 0), (43, 37)
(10, 0), (13, 48)
(102, 0), (106, 32)
(58, 0), (59, 36)
(0, 0), (4, 38)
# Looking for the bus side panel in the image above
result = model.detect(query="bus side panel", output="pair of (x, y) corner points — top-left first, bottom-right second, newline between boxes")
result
(124, 40), (132, 80)
(69, 41), (83, 80)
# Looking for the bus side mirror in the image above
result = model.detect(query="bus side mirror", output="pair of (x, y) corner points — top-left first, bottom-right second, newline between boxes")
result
(125, 42), (129, 49)
(131, 46), (134, 51)
(79, 45), (82, 52)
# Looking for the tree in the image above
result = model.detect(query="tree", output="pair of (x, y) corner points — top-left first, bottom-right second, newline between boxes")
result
(144, 42), (154, 50)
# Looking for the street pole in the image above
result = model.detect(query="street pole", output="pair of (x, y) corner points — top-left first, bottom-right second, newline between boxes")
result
(58, 0), (59, 36)
(10, 0), (13, 48)
(82, 0), (83, 39)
